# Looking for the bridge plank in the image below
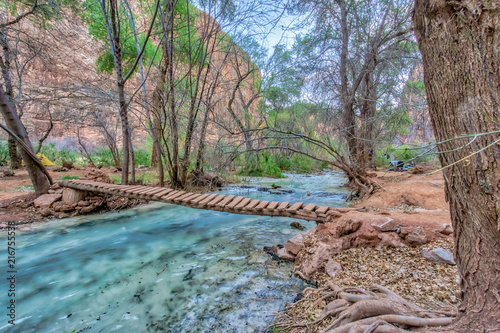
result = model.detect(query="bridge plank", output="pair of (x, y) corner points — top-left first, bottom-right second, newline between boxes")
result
(192, 194), (209, 204)
(135, 187), (158, 194)
(143, 188), (168, 196)
(277, 202), (290, 211)
(206, 194), (226, 206)
(315, 206), (329, 214)
(303, 203), (317, 213)
(234, 197), (252, 210)
(226, 196), (244, 209)
(198, 193), (218, 207)
(121, 186), (147, 194)
(174, 192), (194, 203)
(265, 201), (280, 211)
(255, 200), (270, 210)
(244, 199), (260, 211)
(181, 193), (201, 203)
(165, 191), (186, 201)
(287, 202), (303, 213)
(217, 195), (235, 207)
(152, 189), (173, 199)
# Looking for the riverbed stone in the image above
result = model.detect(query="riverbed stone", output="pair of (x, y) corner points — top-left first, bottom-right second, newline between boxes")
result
(34, 194), (62, 208)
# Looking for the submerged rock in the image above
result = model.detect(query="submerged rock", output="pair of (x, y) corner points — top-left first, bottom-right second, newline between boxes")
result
(290, 221), (306, 230)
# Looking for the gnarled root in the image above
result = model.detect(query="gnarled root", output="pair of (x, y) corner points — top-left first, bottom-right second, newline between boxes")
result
(271, 283), (455, 333)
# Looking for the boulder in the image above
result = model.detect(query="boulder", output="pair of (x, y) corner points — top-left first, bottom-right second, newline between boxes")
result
(80, 204), (98, 214)
(378, 233), (404, 247)
(422, 248), (456, 265)
(52, 202), (74, 213)
(285, 234), (304, 255)
(34, 194), (62, 208)
(62, 188), (87, 205)
(401, 226), (428, 246)
(40, 208), (52, 217)
(335, 219), (362, 237)
(371, 218), (400, 232)
(438, 223), (453, 235)
(54, 212), (70, 219)
(295, 240), (343, 278)
(62, 161), (75, 169)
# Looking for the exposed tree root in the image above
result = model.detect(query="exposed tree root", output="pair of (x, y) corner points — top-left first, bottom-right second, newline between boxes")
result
(272, 283), (456, 333)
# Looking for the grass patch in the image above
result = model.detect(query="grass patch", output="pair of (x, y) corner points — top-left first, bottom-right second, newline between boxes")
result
(16, 185), (34, 192)
(135, 170), (158, 184)
(110, 175), (121, 184)
(59, 175), (80, 181)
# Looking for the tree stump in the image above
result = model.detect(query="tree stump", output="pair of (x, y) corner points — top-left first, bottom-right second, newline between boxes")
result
(62, 188), (87, 205)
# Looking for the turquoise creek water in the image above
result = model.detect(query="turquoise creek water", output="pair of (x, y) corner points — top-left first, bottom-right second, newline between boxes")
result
(1, 172), (347, 333)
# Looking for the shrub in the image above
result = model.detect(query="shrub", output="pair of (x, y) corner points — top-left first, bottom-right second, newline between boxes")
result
(134, 149), (151, 167)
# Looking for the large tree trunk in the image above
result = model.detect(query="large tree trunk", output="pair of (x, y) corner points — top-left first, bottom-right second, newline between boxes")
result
(414, 1), (500, 331)
(0, 86), (50, 196)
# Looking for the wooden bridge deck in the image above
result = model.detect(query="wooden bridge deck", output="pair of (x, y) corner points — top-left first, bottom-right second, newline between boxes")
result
(61, 179), (343, 222)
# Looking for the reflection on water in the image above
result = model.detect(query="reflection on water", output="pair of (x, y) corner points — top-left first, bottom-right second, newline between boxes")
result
(0, 172), (347, 332)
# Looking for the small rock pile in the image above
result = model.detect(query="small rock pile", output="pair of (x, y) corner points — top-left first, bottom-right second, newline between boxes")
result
(79, 168), (115, 184)
(274, 209), (455, 280)
(34, 182), (147, 219)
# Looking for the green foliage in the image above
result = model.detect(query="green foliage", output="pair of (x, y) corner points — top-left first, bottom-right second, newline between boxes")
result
(0, 141), (9, 165)
(59, 175), (80, 181)
(135, 170), (158, 184)
(81, 0), (161, 75)
(39, 143), (79, 165)
(109, 175), (121, 184)
(134, 149), (151, 167)
(90, 148), (117, 167)
(238, 153), (284, 178)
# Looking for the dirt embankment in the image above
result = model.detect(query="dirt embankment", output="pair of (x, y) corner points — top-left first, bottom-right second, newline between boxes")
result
(271, 169), (459, 332)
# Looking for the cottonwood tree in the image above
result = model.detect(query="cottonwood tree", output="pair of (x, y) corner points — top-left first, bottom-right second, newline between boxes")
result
(414, 0), (500, 331)
(281, 0), (416, 198)
(0, 0), (64, 195)
(83, 0), (159, 184)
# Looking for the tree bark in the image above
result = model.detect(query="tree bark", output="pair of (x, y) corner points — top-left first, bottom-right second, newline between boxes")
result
(106, 0), (130, 184)
(414, 1), (500, 331)
(0, 86), (50, 196)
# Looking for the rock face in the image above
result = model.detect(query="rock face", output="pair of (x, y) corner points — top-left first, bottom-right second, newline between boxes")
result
(34, 194), (62, 208)
(422, 248), (456, 265)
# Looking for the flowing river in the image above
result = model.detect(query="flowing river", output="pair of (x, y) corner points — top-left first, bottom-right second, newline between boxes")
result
(0, 172), (347, 333)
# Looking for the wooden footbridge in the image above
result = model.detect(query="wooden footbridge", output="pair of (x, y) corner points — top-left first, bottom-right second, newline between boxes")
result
(61, 179), (344, 222)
